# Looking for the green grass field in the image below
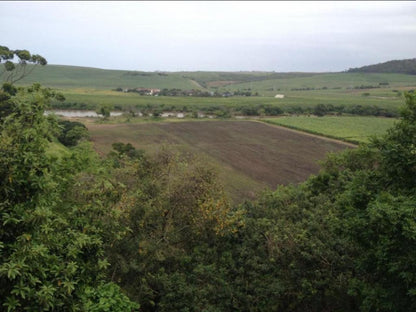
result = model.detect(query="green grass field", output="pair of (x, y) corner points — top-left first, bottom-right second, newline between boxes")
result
(262, 116), (398, 143)
(18, 65), (416, 92)
(16, 65), (202, 90)
(51, 87), (408, 115)
(15, 64), (415, 116)
(227, 72), (416, 94)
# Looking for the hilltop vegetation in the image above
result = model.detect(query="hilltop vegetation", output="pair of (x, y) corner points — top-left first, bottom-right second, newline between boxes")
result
(348, 58), (416, 75)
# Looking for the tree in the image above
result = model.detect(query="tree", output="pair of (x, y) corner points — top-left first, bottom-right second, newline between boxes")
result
(0, 46), (47, 84)
(96, 104), (112, 119)
(57, 120), (89, 147)
(106, 147), (243, 310)
(0, 49), (138, 311)
(372, 93), (416, 190)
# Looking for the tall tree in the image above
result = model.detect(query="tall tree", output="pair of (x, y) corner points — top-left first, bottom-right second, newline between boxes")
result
(0, 49), (138, 311)
(0, 46), (47, 84)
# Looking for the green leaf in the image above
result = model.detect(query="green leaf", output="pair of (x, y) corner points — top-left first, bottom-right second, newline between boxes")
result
(3, 296), (21, 312)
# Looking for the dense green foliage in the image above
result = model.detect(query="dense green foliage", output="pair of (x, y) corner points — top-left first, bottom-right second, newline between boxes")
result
(0, 82), (138, 311)
(348, 58), (416, 75)
(57, 120), (89, 147)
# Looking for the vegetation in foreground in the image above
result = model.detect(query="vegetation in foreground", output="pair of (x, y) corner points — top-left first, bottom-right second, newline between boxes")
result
(1, 48), (416, 311)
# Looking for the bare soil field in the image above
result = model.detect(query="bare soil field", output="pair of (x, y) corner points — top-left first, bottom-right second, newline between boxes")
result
(87, 121), (353, 201)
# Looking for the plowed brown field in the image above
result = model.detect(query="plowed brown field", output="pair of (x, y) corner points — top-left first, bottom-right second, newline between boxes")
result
(87, 121), (353, 202)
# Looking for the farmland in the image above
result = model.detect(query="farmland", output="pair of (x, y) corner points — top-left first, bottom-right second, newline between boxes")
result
(16, 64), (414, 195)
(263, 116), (398, 144)
(15, 64), (415, 118)
(23, 64), (412, 200)
(86, 120), (353, 202)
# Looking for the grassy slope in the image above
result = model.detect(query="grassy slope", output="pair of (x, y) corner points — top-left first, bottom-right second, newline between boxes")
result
(16, 65), (201, 90)
(227, 72), (416, 93)
(17, 65), (416, 92)
(263, 116), (398, 144)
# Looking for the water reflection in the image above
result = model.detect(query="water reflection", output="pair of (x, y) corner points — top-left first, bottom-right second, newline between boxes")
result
(45, 110), (123, 118)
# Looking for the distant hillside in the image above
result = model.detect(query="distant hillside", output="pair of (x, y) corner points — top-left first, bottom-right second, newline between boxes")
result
(348, 58), (416, 75)
(16, 64), (323, 90)
(15, 64), (203, 90)
(12, 64), (416, 94)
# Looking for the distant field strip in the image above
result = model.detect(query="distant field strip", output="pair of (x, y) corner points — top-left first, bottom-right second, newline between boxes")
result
(263, 116), (398, 143)
(86, 120), (352, 201)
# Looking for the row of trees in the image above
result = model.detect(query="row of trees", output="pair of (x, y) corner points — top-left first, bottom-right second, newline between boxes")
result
(114, 87), (259, 98)
(50, 99), (399, 119)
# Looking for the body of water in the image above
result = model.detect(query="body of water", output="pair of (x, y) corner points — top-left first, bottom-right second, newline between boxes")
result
(45, 110), (123, 118)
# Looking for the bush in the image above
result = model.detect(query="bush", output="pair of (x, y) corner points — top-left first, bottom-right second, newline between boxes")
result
(57, 120), (89, 147)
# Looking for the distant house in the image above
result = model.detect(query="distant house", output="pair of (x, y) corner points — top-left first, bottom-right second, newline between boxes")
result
(274, 94), (285, 98)
(150, 88), (161, 95)
(135, 88), (161, 96)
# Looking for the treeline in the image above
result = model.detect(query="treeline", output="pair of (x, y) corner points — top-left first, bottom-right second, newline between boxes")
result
(348, 58), (416, 75)
(50, 100), (399, 119)
(114, 87), (259, 97)
(234, 103), (398, 117)
(2, 81), (415, 311)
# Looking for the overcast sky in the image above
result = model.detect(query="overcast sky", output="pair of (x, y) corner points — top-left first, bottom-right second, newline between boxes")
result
(1, 1), (415, 72)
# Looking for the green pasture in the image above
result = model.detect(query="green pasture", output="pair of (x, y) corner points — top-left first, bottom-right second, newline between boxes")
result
(17, 64), (416, 94)
(53, 87), (407, 115)
(14, 64), (415, 116)
(16, 65), (200, 90)
(227, 72), (416, 95)
(263, 116), (398, 144)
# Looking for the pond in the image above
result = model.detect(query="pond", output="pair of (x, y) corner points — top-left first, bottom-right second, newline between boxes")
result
(44, 110), (123, 118)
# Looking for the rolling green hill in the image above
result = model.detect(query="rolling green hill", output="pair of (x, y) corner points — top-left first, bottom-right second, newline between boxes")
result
(348, 58), (416, 75)
(15, 64), (324, 91)
(15, 64), (416, 94)
(15, 64), (203, 90)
